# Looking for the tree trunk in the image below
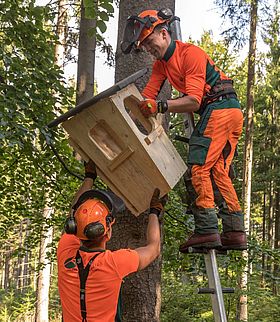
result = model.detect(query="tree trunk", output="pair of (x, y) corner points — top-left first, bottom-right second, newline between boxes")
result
(16, 221), (23, 291)
(113, 1), (174, 321)
(76, 0), (96, 105)
(36, 1), (68, 319)
(0, 250), (3, 288)
(35, 205), (54, 322)
(23, 218), (31, 289)
(267, 176), (275, 264)
(4, 246), (11, 290)
(273, 189), (280, 295)
(239, 0), (258, 321)
(54, 0), (68, 68)
(261, 192), (266, 286)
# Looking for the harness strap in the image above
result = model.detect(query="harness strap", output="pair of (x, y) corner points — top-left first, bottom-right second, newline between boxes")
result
(76, 251), (102, 322)
(199, 79), (237, 115)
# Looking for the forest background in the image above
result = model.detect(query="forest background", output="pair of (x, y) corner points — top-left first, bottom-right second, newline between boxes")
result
(0, 0), (279, 321)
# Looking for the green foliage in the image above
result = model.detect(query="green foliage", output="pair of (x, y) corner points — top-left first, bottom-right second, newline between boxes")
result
(214, 0), (271, 49)
(84, 0), (114, 34)
(196, 31), (238, 76)
(161, 271), (213, 322)
(0, 287), (36, 321)
(0, 0), (80, 245)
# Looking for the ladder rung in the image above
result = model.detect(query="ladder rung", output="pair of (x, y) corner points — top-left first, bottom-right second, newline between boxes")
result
(198, 287), (235, 294)
(183, 247), (228, 255)
(221, 287), (235, 294)
(198, 287), (215, 294)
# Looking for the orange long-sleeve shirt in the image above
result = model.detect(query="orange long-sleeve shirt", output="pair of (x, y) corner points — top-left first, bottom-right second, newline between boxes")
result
(142, 40), (230, 105)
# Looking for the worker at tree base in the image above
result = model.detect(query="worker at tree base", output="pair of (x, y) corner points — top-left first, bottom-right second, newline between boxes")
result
(57, 160), (166, 321)
(121, 8), (247, 251)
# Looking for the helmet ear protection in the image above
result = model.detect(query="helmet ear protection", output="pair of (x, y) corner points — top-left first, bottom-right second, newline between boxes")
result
(64, 190), (125, 240)
(83, 222), (105, 240)
(64, 212), (78, 235)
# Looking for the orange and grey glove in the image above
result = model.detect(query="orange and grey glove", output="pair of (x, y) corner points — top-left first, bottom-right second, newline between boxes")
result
(84, 159), (97, 180)
(149, 188), (168, 217)
(139, 99), (168, 118)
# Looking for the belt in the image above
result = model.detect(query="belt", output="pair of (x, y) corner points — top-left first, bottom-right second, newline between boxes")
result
(198, 80), (237, 115)
(215, 93), (237, 101)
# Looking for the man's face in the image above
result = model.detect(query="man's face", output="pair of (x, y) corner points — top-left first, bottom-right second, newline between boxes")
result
(141, 29), (169, 60)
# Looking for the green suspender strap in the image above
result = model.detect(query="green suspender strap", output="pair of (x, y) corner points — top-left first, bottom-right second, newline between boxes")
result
(75, 251), (102, 322)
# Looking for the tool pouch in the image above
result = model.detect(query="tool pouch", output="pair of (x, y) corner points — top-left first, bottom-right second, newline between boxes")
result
(187, 103), (214, 166)
(187, 135), (212, 165)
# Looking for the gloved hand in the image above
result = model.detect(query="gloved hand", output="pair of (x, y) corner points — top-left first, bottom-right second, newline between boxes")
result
(149, 188), (168, 217)
(84, 159), (97, 181)
(139, 99), (157, 118)
(139, 99), (168, 118)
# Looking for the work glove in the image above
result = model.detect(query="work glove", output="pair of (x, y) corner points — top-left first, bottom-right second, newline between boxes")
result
(149, 188), (168, 217)
(84, 159), (97, 181)
(139, 99), (168, 118)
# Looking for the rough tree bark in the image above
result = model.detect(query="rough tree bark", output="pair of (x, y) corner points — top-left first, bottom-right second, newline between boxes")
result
(76, 0), (96, 105)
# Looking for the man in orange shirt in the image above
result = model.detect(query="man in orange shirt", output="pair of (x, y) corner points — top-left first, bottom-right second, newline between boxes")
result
(57, 161), (166, 321)
(121, 8), (247, 251)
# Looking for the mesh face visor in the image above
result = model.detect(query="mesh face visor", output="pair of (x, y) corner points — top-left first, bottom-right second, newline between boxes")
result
(121, 16), (150, 54)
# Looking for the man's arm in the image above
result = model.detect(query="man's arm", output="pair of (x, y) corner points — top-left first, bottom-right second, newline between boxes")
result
(167, 95), (200, 113)
(134, 189), (166, 270)
(70, 160), (97, 208)
(135, 213), (161, 270)
(139, 95), (200, 118)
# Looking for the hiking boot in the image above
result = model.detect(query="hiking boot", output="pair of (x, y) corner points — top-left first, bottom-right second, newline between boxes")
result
(179, 233), (222, 253)
(221, 231), (247, 250)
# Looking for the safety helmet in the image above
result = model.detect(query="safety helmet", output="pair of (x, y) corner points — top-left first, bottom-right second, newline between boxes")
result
(75, 198), (112, 240)
(64, 190), (125, 240)
(121, 8), (173, 54)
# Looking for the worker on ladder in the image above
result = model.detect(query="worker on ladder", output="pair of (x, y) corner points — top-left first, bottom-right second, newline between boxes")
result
(121, 8), (247, 252)
(57, 160), (167, 321)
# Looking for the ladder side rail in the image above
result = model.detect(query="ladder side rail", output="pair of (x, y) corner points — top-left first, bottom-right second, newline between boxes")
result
(204, 250), (227, 322)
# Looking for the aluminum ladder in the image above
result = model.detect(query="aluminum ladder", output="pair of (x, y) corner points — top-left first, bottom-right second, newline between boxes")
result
(187, 248), (234, 322)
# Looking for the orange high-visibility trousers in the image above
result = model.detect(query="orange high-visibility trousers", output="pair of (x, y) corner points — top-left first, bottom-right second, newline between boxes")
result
(191, 108), (243, 212)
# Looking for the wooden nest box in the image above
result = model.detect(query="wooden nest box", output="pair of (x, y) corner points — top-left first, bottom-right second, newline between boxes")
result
(62, 84), (187, 216)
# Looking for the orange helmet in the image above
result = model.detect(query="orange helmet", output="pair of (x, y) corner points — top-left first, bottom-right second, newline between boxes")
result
(75, 198), (112, 240)
(64, 190), (125, 240)
(137, 10), (167, 44)
(121, 8), (173, 54)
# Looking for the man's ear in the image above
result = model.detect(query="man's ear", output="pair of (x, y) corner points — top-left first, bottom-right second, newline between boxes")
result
(105, 227), (112, 241)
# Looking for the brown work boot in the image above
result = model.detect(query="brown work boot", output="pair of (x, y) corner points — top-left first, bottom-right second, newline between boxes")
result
(221, 231), (247, 250)
(179, 233), (222, 253)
